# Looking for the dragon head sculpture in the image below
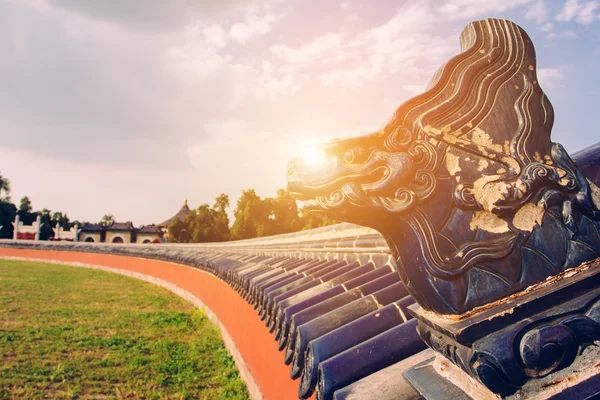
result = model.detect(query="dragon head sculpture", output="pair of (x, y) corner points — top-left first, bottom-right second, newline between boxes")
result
(287, 19), (600, 314)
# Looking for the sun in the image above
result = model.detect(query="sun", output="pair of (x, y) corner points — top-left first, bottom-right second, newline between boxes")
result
(301, 148), (327, 166)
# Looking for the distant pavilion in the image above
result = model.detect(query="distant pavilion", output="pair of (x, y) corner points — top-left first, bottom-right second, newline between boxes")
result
(158, 199), (191, 243)
(158, 199), (191, 229)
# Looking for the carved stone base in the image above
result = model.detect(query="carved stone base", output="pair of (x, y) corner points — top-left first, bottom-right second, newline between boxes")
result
(407, 257), (600, 397)
(404, 346), (600, 400)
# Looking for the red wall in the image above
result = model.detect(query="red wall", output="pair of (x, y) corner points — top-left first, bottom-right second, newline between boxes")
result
(0, 248), (301, 400)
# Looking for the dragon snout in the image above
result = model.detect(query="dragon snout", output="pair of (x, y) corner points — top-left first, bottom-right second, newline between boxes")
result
(286, 158), (304, 195)
(286, 157), (304, 176)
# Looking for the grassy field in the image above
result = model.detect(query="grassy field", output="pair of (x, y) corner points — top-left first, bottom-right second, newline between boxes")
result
(0, 259), (250, 400)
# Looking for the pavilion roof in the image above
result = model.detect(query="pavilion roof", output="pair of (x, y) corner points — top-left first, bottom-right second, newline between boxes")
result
(138, 224), (162, 233)
(106, 221), (134, 231)
(158, 200), (190, 227)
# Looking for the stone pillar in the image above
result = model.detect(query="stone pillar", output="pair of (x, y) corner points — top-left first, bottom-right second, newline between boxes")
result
(12, 215), (19, 240)
(53, 223), (61, 241)
(73, 224), (79, 242)
(34, 215), (41, 241)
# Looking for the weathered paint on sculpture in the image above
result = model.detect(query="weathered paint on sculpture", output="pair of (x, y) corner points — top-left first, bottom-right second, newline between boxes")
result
(287, 18), (600, 315)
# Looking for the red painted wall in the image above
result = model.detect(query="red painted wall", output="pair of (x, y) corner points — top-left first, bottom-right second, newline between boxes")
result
(0, 248), (303, 400)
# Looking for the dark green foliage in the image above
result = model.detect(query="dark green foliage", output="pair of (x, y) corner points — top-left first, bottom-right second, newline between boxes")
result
(0, 172), (16, 239)
(37, 208), (54, 241)
(0, 172), (10, 202)
(169, 194), (231, 243)
(100, 214), (115, 227)
(230, 189), (272, 240)
(299, 209), (336, 230)
(230, 188), (336, 240)
(0, 201), (17, 239)
(168, 217), (191, 243)
(18, 196), (36, 225)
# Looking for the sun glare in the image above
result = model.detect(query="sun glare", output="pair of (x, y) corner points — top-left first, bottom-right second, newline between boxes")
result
(301, 148), (327, 166)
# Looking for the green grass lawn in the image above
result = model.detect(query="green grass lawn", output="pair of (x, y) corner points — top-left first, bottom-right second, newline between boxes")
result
(0, 259), (250, 400)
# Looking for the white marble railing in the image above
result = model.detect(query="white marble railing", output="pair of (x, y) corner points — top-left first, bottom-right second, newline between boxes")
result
(0, 223), (394, 267)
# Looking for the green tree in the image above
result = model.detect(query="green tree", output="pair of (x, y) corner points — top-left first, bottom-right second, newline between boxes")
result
(52, 211), (71, 229)
(0, 172), (16, 238)
(0, 202), (17, 239)
(271, 189), (302, 234)
(167, 218), (189, 243)
(212, 194), (230, 242)
(70, 220), (86, 228)
(18, 196), (35, 225)
(231, 189), (274, 240)
(38, 209), (54, 241)
(186, 205), (213, 243)
(229, 188), (336, 239)
(0, 172), (11, 202)
(100, 214), (115, 227)
(182, 194), (231, 243)
(214, 194), (230, 213)
(300, 208), (337, 230)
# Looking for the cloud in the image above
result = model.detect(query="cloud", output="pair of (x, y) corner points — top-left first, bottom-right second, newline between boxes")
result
(0, 1), (193, 168)
(270, 33), (347, 67)
(537, 67), (564, 87)
(229, 11), (280, 44)
(556, 30), (579, 38)
(166, 44), (228, 80)
(402, 84), (427, 95)
(202, 24), (228, 48)
(318, 3), (455, 89)
(526, 1), (549, 23)
(556, 0), (599, 24)
(299, 0), (547, 91)
(47, 0), (267, 32)
(0, 0), (292, 170)
(437, 0), (535, 20)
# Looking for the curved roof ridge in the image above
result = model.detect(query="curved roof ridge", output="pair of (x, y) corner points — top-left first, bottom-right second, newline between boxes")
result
(158, 200), (191, 227)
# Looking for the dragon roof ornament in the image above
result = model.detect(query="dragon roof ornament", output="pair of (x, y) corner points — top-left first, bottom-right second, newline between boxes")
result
(288, 18), (600, 314)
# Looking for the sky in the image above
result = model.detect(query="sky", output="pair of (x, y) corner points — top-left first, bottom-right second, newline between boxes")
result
(0, 0), (599, 225)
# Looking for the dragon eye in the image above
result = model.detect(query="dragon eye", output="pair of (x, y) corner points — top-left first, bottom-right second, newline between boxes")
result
(344, 151), (355, 163)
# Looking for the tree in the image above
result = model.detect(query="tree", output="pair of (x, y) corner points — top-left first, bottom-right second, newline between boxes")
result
(70, 220), (86, 228)
(229, 188), (338, 240)
(230, 189), (273, 240)
(0, 201), (17, 239)
(214, 194), (230, 213)
(52, 211), (71, 229)
(212, 194), (230, 242)
(38, 208), (54, 241)
(271, 189), (302, 234)
(167, 218), (189, 243)
(0, 172), (16, 238)
(0, 172), (11, 202)
(179, 194), (231, 243)
(18, 196), (35, 225)
(166, 194), (231, 243)
(300, 208), (336, 230)
(186, 205), (214, 243)
(100, 214), (115, 227)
